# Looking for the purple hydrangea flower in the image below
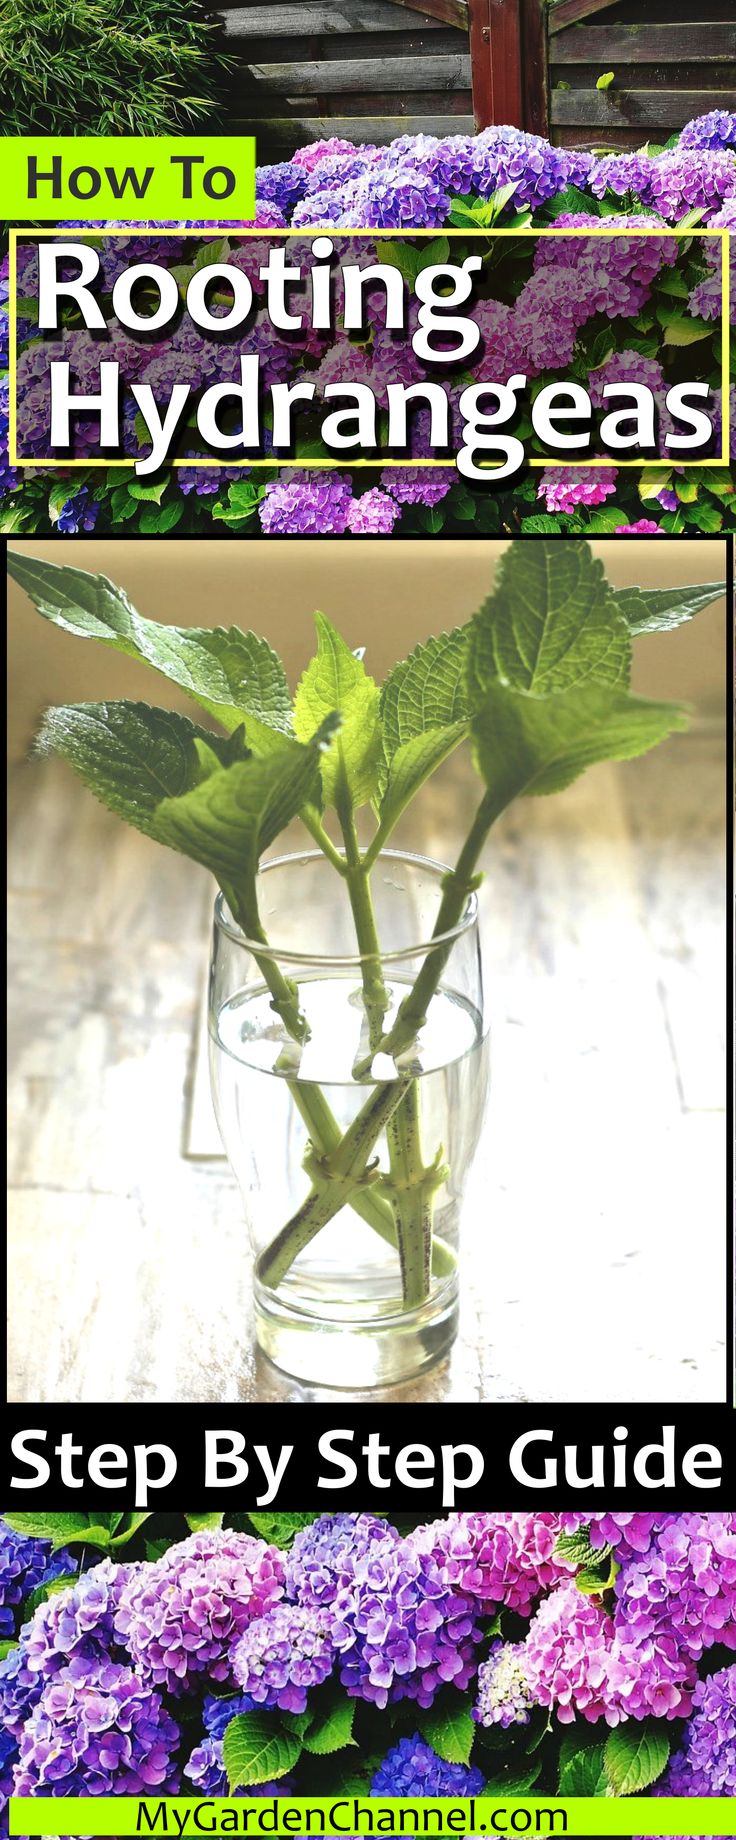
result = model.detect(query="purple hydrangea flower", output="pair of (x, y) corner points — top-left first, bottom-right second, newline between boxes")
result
(292, 138), (359, 171)
(114, 1530), (286, 1694)
(644, 149), (736, 221)
(285, 1514), (400, 1607)
(258, 469), (354, 534)
(615, 519), (664, 533)
(347, 487), (400, 533)
(474, 1641), (532, 1728)
(184, 1734), (294, 1799)
(587, 349), (666, 405)
(326, 1537), (482, 1710)
(13, 1657), (180, 1796)
(349, 163), (450, 231)
(57, 486), (99, 533)
(557, 1514), (669, 1558)
(371, 1734), (484, 1796)
(659, 1664), (736, 1796)
(538, 466), (619, 515)
(255, 162), (309, 212)
(588, 153), (657, 202)
(513, 268), (586, 371)
(232, 1603), (336, 1712)
(408, 1513), (572, 1618)
(614, 1512), (736, 1662)
(679, 111), (736, 153)
(0, 1521), (76, 1638)
(291, 188), (363, 229)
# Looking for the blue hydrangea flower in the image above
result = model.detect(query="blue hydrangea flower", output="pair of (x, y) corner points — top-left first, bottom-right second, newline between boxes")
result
(56, 486), (99, 533)
(371, 1734), (485, 1796)
(0, 1521), (76, 1639)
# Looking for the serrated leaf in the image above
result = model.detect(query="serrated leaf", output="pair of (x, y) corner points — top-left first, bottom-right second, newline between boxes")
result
(419, 1700), (475, 1766)
(467, 540), (631, 699)
(558, 1734), (609, 1796)
(554, 1527), (608, 1568)
(36, 702), (244, 837)
(7, 551), (293, 752)
(222, 1712), (302, 1790)
(381, 628), (470, 759)
(520, 514), (562, 533)
(3, 1512), (91, 1543)
(185, 1512), (225, 1533)
(294, 610), (382, 812)
(246, 1512), (318, 1547)
(610, 580), (725, 635)
(575, 1557), (618, 1594)
(604, 1723), (670, 1796)
(471, 680), (688, 806)
(303, 1696), (356, 1756)
(378, 723), (468, 839)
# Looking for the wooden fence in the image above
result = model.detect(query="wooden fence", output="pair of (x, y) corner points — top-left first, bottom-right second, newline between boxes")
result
(210, 0), (736, 157)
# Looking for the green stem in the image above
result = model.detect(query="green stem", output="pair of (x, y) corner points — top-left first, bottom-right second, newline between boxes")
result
(342, 841), (442, 1311)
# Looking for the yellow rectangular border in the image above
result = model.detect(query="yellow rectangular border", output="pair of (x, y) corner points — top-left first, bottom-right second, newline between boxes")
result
(7, 225), (730, 471)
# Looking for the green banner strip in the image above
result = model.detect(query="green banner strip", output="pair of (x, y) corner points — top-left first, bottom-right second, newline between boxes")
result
(9, 1798), (736, 1837)
(0, 138), (255, 221)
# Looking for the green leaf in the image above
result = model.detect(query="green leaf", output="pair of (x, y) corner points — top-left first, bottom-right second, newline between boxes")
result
(375, 237), (450, 282)
(109, 1513), (153, 1546)
(302, 1696), (356, 1756)
(596, 70), (615, 88)
(153, 718), (339, 901)
(139, 501), (184, 534)
(246, 1512), (318, 1547)
(378, 723), (468, 839)
(380, 628), (470, 758)
(294, 610), (382, 812)
(576, 1555), (619, 1594)
(554, 1527), (608, 1569)
(128, 478), (168, 504)
(603, 1723), (670, 1796)
(558, 1732), (609, 1796)
(7, 551), (293, 752)
(467, 540), (630, 699)
(520, 514), (562, 533)
(0, 1640), (18, 1661)
(21, 1573), (79, 1623)
(184, 1512), (225, 1533)
(663, 315), (712, 345)
(419, 1699), (475, 1766)
(480, 1759), (543, 1795)
(222, 1713), (302, 1790)
(35, 702), (244, 839)
(3, 1512), (92, 1543)
(471, 680), (688, 807)
(610, 580), (725, 635)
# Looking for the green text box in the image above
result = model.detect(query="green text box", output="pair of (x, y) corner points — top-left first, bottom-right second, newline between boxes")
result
(9, 1798), (736, 1837)
(1, 138), (256, 222)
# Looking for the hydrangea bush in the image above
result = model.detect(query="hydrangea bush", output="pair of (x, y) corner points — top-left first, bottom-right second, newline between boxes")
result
(1, 112), (734, 538)
(0, 1510), (733, 1823)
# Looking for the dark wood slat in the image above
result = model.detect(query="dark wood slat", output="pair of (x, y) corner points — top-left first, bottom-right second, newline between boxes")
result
(232, 27), (464, 58)
(553, 61), (736, 90)
(551, 86), (736, 127)
(398, 0), (467, 23)
(214, 2), (457, 34)
(550, 22), (736, 62)
(549, 0), (623, 33)
(242, 112), (475, 148)
(241, 87), (472, 115)
(553, 125), (653, 148)
(244, 53), (470, 90)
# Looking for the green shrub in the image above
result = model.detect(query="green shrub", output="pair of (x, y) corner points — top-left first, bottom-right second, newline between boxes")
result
(0, 0), (224, 135)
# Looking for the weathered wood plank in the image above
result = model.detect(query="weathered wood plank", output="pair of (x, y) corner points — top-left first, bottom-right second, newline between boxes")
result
(550, 22), (736, 62)
(548, 0), (621, 31)
(215, 2), (464, 34)
(551, 87), (736, 127)
(245, 53), (470, 91)
(398, 0), (467, 23)
(238, 113), (475, 144)
(552, 61), (736, 91)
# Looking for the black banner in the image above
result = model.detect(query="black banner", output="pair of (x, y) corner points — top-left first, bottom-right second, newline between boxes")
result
(2, 1403), (734, 1510)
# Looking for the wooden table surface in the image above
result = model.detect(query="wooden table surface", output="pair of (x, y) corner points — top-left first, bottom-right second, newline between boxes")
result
(7, 730), (726, 1405)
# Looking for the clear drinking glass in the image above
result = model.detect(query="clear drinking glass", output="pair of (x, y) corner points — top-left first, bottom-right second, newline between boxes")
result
(208, 849), (490, 1388)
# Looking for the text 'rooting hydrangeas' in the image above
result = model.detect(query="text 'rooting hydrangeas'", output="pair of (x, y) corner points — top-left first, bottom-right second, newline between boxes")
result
(31, 236), (719, 479)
